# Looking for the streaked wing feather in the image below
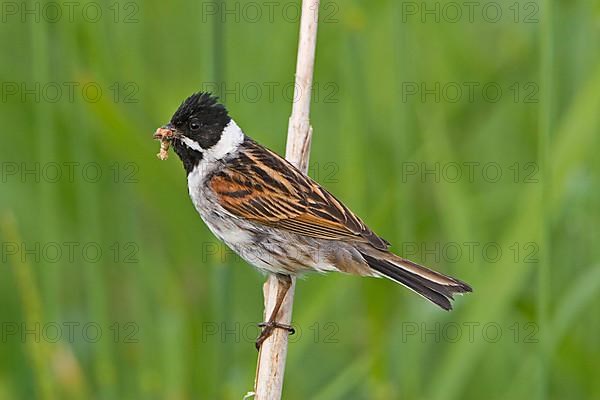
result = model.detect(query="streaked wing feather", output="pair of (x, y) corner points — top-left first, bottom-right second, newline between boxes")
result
(210, 138), (389, 250)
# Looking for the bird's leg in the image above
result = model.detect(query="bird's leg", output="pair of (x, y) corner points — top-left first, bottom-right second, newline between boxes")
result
(256, 275), (295, 350)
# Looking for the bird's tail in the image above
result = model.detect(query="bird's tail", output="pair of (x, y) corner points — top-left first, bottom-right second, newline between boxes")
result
(360, 251), (472, 310)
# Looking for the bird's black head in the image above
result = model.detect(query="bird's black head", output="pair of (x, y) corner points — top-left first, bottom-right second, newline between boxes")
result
(162, 92), (232, 173)
(170, 92), (230, 148)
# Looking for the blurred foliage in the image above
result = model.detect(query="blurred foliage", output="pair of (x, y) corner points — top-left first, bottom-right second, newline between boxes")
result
(1, 0), (599, 399)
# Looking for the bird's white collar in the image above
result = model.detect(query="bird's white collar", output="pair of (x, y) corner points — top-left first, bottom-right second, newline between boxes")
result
(180, 119), (244, 161)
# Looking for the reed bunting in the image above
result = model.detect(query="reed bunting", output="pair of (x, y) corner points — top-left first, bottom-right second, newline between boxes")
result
(154, 92), (472, 348)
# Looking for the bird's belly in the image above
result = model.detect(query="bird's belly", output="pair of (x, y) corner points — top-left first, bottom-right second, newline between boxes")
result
(188, 178), (337, 275)
(202, 211), (335, 275)
(202, 211), (309, 275)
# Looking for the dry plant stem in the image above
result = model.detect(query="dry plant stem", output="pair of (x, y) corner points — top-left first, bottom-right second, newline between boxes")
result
(253, 0), (320, 399)
(255, 275), (294, 350)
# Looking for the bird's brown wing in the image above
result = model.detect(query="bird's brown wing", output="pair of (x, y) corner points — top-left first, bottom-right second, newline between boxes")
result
(209, 138), (390, 250)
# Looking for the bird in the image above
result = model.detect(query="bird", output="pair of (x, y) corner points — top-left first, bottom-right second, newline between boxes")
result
(154, 92), (472, 348)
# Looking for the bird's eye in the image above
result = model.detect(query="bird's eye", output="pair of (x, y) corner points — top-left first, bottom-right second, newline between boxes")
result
(189, 120), (201, 131)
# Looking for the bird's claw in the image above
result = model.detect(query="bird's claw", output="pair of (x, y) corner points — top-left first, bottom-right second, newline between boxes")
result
(255, 321), (295, 350)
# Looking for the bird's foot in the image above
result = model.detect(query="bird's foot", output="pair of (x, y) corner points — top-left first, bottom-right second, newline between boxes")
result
(255, 321), (295, 350)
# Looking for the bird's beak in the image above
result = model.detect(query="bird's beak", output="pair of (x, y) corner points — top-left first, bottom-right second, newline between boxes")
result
(153, 123), (179, 140)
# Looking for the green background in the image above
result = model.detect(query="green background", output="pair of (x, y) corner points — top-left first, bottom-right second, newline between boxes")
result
(1, 0), (599, 399)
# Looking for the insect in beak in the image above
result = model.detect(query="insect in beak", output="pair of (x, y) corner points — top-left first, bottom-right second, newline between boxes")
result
(153, 123), (178, 140)
(154, 124), (180, 160)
